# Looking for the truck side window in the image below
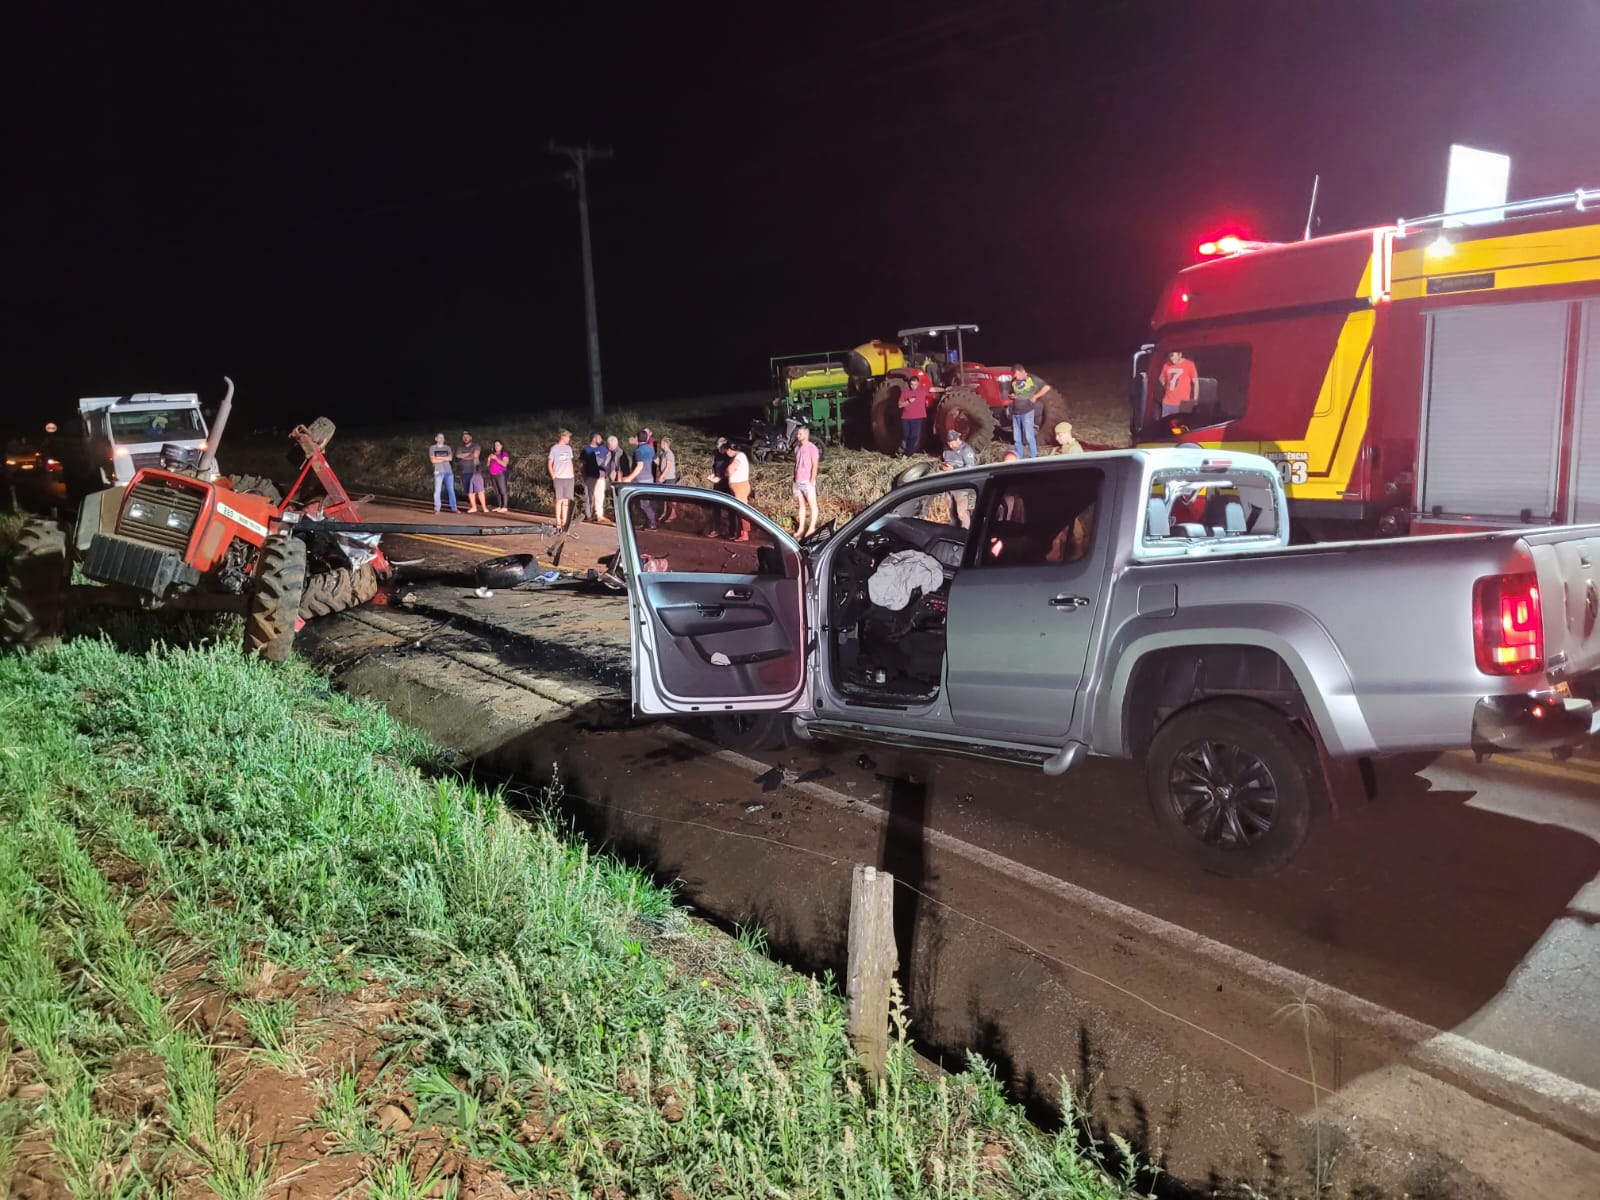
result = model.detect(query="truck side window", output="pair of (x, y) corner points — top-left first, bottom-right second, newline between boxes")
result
(980, 468), (1103, 567)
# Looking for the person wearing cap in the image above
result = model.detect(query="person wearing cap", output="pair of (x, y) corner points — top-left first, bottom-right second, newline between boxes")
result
(1159, 350), (1199, 418)
(1050, 421), (1085, 456)
(939, 428), (976, 527)
(621, 431), (658, 530)
(1008, 365), (1053, 459)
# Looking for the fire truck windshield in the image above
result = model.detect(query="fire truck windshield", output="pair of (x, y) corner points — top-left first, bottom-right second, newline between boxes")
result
(109, 408), (206, 444)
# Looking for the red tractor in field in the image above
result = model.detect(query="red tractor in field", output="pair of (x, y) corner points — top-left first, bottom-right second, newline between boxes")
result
(856, 325), (1067, 455)
(2, 379), (390, 661)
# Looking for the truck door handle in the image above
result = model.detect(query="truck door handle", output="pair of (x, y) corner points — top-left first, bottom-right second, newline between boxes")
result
(1048, 594), (1090, 609)
(695, 603), (725, 618)
(724, 586), (753, 600)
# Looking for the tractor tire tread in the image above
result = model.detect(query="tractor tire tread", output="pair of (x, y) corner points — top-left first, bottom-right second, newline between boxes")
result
(244, 535), (306, 662)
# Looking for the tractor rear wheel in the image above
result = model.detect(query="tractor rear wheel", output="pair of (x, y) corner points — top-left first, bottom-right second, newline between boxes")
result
(225, 474), (283, 504)
(1, 519), (70, 649)
(244, 535), (306, 663)
(298, 563), (379, 620)
(934, 387), (995, 453)
(869, 380), (908, 455)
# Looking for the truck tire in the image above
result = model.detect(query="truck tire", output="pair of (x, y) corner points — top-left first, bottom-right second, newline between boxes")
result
(475, 553), (540, 590)
(1145, 699), (1315, 877)
(870, 380), (906, 455)
(243, 535), (306, 663)
(298, 563), (379, 620)
(225, 474), (283, 504)
(707, 712), (788, 753)
(1, 519), (70, 649)
(933, 387), (995, 453)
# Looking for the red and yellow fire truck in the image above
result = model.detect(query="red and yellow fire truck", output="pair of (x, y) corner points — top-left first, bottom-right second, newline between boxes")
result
(1131, 189), (1600, 540)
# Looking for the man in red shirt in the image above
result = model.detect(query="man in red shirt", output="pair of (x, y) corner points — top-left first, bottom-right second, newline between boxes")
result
(1159, 350), (1199, 418)
(896, 373), (941, 456)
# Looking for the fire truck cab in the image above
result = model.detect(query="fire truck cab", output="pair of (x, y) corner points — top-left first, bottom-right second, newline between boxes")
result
(1132, 189), (1600, 540)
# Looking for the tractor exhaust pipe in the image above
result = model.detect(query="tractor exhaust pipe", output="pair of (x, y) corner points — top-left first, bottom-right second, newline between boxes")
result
(197, 376), (234, 477)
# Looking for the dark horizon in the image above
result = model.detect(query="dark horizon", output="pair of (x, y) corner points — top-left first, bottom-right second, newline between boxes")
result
(6, 0), (1600, 430)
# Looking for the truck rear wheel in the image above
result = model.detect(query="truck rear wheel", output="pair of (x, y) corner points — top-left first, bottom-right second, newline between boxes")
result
(1, 519), (70, 649)
(933, 387), (995, 453)
(1145, 699), (1315, 876)
(869, 380), (906, 455)
(298, 563), (379, 620)
(244, 535), (306, 663)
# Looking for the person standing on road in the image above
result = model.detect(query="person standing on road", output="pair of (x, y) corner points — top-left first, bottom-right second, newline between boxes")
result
(656, 436), (680, 522)
(546, 430), (575, 527)
(1008, 365), (1053, 459)
(726, 441), (753, 541)
(621, 430), (658, 529)
(940, 428), (976, 527)
(458, 431), (486, 514)
(580, 432), (605, 521)
(487, 439), (512, 513)
(706, 436), (733, 536)
(601, 435), (623, 523)
(429, 433), (458, 513)
(897, 374), (938, 456)
(1159, 350), (1199, 418)
(792, 423), (820, 537)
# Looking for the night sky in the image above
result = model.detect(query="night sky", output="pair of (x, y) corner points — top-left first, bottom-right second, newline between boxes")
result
(6, 0), (1600, 430)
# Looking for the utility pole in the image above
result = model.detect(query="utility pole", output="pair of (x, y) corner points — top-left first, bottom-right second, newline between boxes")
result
(548, 140), (613, 423)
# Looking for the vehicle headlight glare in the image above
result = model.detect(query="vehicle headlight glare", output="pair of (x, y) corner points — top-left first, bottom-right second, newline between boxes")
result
(127, 502), (147, 521)
(166, 510), (190, 530)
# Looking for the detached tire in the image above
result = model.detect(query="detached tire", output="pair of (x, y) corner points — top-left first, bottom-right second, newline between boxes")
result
(870, 380), (906, 455)
(707, 712), (788, 753)
(1145, 699), (1315, 877)
(933, 387), (995, 453)
(298, 563), (379, 619)
(225, 473), (283, 504)
(1, 519), (70, 649)
(244, 535), (307, 663)
(476, 553), (540, 590)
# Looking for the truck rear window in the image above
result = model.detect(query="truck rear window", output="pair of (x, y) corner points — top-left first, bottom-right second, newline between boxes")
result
(1144, 469), (1280, 543)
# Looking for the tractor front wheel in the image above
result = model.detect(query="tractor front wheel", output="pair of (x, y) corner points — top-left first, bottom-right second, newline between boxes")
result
(298, 563), (379, 620)
(244, 535), (307, 663)
(225, 474), (283, 504)
(1, 519), (71, 649)
(934, 387), (995, 453)
(869, 380), (906, 455)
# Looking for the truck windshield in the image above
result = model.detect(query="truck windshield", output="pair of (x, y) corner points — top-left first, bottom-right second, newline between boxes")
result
(108, 408), (206, 444)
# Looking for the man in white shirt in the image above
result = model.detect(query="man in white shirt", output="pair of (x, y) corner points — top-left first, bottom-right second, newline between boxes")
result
(709, 441), (753, 541)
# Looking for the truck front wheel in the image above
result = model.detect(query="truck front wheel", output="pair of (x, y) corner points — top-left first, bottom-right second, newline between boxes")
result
(1145, 699), (1315, 876)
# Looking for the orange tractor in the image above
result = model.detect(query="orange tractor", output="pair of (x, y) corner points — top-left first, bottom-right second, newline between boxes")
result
(2, 379), (392, 661)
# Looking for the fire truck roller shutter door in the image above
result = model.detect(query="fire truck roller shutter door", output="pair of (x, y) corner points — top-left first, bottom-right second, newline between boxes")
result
(1420, 301), (1568, 522)
(1573, 299), (1600, 523)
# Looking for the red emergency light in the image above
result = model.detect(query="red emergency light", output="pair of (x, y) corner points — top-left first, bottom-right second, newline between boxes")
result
(1197, 235), (1245, 257)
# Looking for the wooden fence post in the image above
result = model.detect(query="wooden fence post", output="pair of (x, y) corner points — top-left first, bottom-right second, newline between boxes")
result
(846, 863), (897, 1082)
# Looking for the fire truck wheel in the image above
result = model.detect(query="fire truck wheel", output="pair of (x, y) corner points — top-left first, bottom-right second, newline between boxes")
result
(869, 380), (906, 455)
(933, 387), (995, 453)
(225, 473), (283, 504)
(244, 535), (307, 663)
(1145, 698), (1315, 877)
(1, 519), (70, 649)
(298, 563), (380, 620)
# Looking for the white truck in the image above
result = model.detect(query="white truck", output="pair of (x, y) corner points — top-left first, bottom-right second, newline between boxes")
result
(78, 393), (210, 486)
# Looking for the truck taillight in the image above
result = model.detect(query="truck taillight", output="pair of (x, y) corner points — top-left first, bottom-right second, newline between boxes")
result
(1473, 573), (1543, 675)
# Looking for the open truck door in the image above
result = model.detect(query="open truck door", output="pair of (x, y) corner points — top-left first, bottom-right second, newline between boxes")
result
(616, 485), (810, 716)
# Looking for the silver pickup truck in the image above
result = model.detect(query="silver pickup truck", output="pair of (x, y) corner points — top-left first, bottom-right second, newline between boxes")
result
(616, 447), (1600, 874)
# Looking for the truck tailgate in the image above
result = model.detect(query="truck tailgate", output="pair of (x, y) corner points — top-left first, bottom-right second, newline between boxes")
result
(1525, 527), (1600, 683)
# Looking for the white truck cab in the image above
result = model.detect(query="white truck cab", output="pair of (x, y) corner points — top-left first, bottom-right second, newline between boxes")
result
(79, 393), (209, 486)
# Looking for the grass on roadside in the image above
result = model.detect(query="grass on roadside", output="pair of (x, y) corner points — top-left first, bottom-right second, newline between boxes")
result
(0, 635), (1135, 1198)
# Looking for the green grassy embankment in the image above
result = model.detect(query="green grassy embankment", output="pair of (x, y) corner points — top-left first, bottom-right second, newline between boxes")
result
(0, 634), (1135, 1198)
(226, 360), (1130, 533)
